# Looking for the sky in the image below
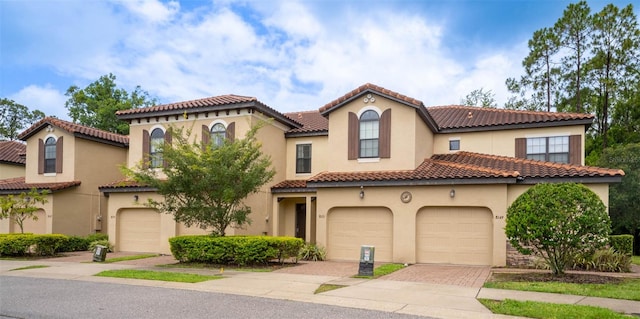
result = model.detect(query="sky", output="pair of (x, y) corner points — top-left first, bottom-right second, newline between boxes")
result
(1, 0), (637, 121)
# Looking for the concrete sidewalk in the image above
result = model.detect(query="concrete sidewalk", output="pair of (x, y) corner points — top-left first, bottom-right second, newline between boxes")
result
(1, 256), (639, 319)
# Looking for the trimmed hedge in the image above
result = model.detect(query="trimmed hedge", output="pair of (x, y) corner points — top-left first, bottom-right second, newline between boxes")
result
(611, 234), (634, 256)
(169, 235), (304, 266)
(0, 233), (109, 256)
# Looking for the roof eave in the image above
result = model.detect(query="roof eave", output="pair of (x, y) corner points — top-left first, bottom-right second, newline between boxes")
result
(307, 177), (517, 188)
(517, 176), (623, 184)
(284, 131), (329, 138)
(437, 118), (594, 133)
(271, 187), (317, 193)
(99, 186), (158, 195)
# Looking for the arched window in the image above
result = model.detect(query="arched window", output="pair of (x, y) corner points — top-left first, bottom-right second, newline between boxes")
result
(359, 110), (379, 158)
(44, 137), (56, 173)
(150, 128), (165, 168)
(210, 123), (226, 148)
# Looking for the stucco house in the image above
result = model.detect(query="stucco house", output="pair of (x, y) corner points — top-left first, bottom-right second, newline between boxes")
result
(0, 140), (26, 179)
(0, 117), (128, 235)
(100, 83), (623, 266)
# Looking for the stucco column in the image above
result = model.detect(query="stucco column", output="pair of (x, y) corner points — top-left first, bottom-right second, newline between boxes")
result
(271, 196), (280, 236)
(305, 196), (312, 243)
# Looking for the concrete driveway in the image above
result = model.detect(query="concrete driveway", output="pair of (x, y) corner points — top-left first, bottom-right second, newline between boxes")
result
(274, 261), (491, 288)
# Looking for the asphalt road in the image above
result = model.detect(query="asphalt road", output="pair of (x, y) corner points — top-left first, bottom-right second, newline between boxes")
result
(0, 276), (432, 319)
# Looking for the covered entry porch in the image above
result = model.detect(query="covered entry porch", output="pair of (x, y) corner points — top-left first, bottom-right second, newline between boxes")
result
(271, 191), (317, 243)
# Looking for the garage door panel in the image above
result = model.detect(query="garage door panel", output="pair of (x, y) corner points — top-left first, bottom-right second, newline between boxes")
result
(118, 209), (161, 252)
(327, 208), (392, 262)
(416, 207), (492, 265)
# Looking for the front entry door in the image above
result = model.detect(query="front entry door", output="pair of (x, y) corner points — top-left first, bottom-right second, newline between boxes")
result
(295, 203), (306, 240)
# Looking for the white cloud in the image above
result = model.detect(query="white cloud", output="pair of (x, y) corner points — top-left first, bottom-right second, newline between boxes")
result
(10, 85), (69, 120)
(114, 0), (180, 24)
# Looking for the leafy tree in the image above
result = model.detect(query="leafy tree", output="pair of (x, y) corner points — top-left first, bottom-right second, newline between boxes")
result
(460, 88), (497, 107)
(65, 73), (156, 135)
(124, 123), (275, 236)
(506, 183), (610, 275)
(0, 98), (45, 140)
(0, 189), (49, 233)
(589, 4), (640, 149)
(597, 143), (640, 255)
(554, 1), (592, 114)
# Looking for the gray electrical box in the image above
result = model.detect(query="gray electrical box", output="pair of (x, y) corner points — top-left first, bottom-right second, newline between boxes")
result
(93, 245), (107, 262)
(358, 245), (375, 276)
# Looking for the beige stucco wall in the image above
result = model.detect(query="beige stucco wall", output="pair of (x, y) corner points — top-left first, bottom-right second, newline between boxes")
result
(24, 129), (75, 183)
(0, 163), (25, 179)
(433, 125), (585, 164)
(313, 184), (509, 266)
(284, 136), (328, 180)
(0, 194), (53, 234)
(326, 94), (429, 172)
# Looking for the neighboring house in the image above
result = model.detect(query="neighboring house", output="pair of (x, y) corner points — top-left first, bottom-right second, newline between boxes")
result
(100, 83), (623, 267)
(0, 117), (128, 235)
(0, 140), (26, 179)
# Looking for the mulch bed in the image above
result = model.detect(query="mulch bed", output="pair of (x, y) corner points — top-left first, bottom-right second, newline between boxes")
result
(490, 272), (625, 284)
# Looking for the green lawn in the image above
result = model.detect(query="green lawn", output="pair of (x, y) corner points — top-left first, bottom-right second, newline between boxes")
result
(353, 263), (405, 278)
(314, 284), (346, 294)
(9, 265), (49, 271)
(484, 277), (640, 301)
(95, 269), (222, 283)
(632, 255), (640, 265)
(101, 254), (159, 263)
(479, 299), (630, 319)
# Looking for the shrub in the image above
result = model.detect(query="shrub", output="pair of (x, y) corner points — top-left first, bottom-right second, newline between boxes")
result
(572, 248), (631, 272)
(169, 235), (303, 265)
(299, 243), (327, 261)
(506, 183), (610, 275)
(0, 234), (35, 256)
(86, 233), (108, 243)
(610, 235), (633, 256)
(89, 240), (113, 252)
(32, 234), (68, 255)
(58, 236), (90, 252)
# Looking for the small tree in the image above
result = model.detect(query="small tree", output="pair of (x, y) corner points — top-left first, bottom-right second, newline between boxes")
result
(124, 123), (275, 236)
(505, 183), (610, 275)
(0, 189), (49, 233)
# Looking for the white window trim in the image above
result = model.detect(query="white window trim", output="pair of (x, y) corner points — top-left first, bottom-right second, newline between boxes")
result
(448, 137), (461, 152)
(207, 119), (228, 130)
(295, 142), (312, 175)
(43, 134), (58, 175)
(357, 158), (380, 163)
(357, 105), (382, 118)
(149, 124), (166, 134)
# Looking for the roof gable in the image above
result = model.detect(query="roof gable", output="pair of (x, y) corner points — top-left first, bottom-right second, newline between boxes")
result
(284, 111), (328, 137)
(18, 117), (129, 147)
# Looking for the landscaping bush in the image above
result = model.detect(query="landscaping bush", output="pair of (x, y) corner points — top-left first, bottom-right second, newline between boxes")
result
(58, 235), (90, 252)
(0, 234), (36, 256)
(32, 234), (68, 256)
(610, 234), (634, 256)
(299, 243), (327, 261)
(572, 248), (631, 272)
(86, 233), (108, 243)
(169, 235), (303, 265)
(89, 239), (113, 253)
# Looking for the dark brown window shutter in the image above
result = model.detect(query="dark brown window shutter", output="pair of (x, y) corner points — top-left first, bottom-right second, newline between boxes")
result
(38, 139), (44, 174)
(515, 138), (526, 158)
(55, 136), (63, 173)
(202, 125), (210, 149)
(348, 112), (359, 160)
(163, 128), (172, 168)
(569, 135), (582, 165)
(226, 122), (235, 142)
(142, 129), (150, 169)
(379, 109), (391, 158)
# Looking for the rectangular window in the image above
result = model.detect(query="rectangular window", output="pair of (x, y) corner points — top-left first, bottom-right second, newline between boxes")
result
(449, 139), (460, 151)
(526, 136), (569, 163)
(359, 120), (379, 158)
(296, 144), (312, 174)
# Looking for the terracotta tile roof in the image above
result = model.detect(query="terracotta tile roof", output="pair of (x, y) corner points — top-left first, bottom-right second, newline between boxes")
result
(426, 105), (594, 131)
(116, 94), (258, 116)
(115, 94), (302, 128)
(99, 179), (153, 190)
(18, 117), (129, 146)
(0, 177), (80, 194)
(284, 111), (328, 135)
(319, 83), (424, 114)
(271, 179), (309, 189)
(0, 141), (26, 165)
(303, 151), (622, 187)
(432, 152), (624, 179)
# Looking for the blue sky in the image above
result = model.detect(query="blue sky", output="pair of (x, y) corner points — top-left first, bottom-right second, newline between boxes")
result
(1, 0), (637, 121)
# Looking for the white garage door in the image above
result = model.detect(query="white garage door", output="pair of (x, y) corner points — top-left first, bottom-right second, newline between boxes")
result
(327, 207), (393, 262)
(117, 209), (161, 252)
(416, 207), (492, 265)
